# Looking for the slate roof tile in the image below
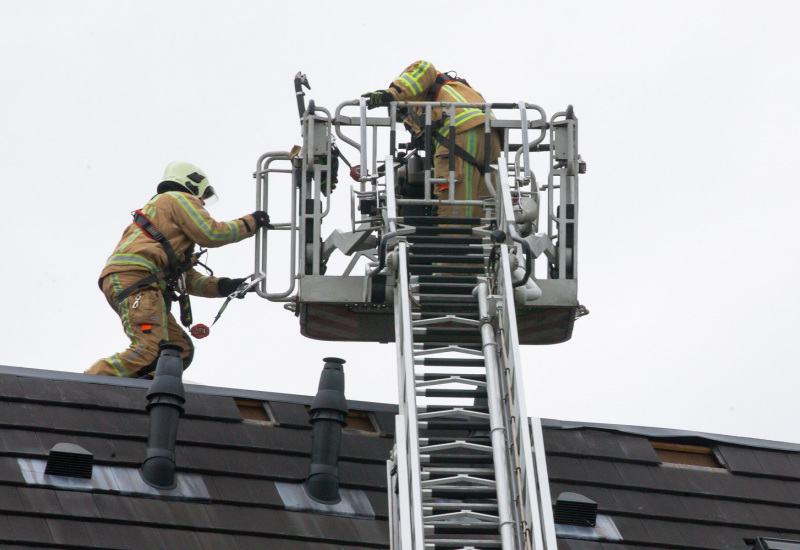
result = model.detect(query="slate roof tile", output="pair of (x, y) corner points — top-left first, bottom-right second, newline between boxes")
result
(158, 528), (206, 549)
(183, 392), (208, 417)
(2, 428), (45, 455)
(18, 487), (63, 514)
(546, 455), (588, 481)
(680, 467), (732, 497)
(270, 401), (312, 429)
(0, 485), (23, 511)
(350, 515), (391, 545)
(579, 458), (625, 486)
(0, 375), (24, 398)
(4, 401), (54, 429)
(86, 522), (165, 550)
(608, 515), (649, 542)
(164, 499), (214, 529)
(340, 433), (394, 461)
(224, 449), (280, 477)
(748, 501), (800, 530)
(545, 428), (589, 455)
(46, 518), (94, 546)
(676, 521), (729, 549)
(613, 461), (657, 489)
(372, 411), (396, 437)
(753, 449), (800, 479)
(267, 424), (310, 453)
(0, 456), (25, 483)
(713, 497), (759, 526)
(679, 495), (725, 523)
(648, 463), (694, 493)
(198, 394), (242, 421)
(109, 437), (145, 463)
(130, 494), (178, 525)
(92, 494), (137, 521)
(125, 386), (148, 410)
(17, 376), (62, 402)
(257, 452), (307, 480)
(364, 488), (390, 518)
(7, 514), (55, 544)
(581, 429), (627, 460)
(718, 446), (767, 476)
(55, 489), (102, 518)
(641, 517), (689, 546)
(183, 444), (229, 472)
(197, 531), (240, 550)
(82, 380), (137, 409)
(616, 434), (662, 464)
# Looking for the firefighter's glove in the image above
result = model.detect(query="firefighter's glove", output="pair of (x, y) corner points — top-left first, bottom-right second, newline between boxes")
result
(217, 277), (246, 297)
(320, 153), (339, 196)
(361, 90), (393, 109)
(251, 211), (273, 229)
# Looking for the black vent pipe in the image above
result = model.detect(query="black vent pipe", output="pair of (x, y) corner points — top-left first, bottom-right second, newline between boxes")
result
(304, 357), (348, 504)
(140, 342), (185, 489)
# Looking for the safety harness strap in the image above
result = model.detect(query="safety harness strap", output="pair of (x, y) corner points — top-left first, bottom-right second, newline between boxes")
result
(406, 108), (489, 176)
(133, 210), (183, 275)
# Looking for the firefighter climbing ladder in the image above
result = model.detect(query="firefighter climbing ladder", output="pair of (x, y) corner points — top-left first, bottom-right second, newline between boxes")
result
(254, 94), (584, 550)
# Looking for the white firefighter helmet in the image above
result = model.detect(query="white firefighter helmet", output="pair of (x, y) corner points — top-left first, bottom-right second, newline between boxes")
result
(162, 161), (218, 205)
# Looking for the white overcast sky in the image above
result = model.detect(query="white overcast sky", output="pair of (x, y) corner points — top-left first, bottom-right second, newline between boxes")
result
(2, 1), (799, 444)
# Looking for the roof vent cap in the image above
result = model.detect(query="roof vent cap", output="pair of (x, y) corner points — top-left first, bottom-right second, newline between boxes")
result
(45, 443), (94, 479)
(553, 492), (598, 527)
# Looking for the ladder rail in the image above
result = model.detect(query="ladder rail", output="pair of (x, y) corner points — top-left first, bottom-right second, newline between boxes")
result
(476, 281), (519, 550)
(496, 165), (558, 549)
(253, 151), (298, 300)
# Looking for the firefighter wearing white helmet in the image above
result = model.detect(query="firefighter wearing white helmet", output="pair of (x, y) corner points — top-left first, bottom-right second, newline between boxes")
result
(162, 161), (219, 206)
(87, 161), (272, 378)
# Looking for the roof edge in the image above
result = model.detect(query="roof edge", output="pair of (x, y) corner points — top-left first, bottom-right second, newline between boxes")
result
(0, 364), (398, 413)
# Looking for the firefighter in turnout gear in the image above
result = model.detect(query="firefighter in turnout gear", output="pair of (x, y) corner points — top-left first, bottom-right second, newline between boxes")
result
(362, 61), (501, 218)
(87, 161), (272, 378)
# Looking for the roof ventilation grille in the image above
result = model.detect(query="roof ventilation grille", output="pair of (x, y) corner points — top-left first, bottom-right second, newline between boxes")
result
(553, 492), (598, 527)
(44, 443), (94, 479)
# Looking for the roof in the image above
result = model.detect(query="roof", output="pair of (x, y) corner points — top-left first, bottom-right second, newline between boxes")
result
(1, 364), (799, 549)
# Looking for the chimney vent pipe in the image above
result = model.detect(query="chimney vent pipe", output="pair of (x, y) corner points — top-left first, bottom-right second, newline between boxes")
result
(304, 357), (348, 504)
(140, 342), (185, 489)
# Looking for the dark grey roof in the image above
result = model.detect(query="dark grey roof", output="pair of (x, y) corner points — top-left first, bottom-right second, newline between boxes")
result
(1, 364), (800, 550)
(0, 364), (394, 549)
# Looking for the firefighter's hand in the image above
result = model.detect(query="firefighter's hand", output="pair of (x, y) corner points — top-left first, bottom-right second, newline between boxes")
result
(217, 277), (248, 297)
(251, 211), (273, 229)
(361, 90), (393, 109)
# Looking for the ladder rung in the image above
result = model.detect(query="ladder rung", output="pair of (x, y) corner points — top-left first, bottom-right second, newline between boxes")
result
(419, 374), (486, 381)
(408, 235), (485, 245)
(418, 389), (487, 398)
(409, 255), (487, 265)
(402, 216), (484, 226)
(414, 275), (479, 284)
(415, 284), (477, 295)
(409, 265), (485, 275)
(412, 226), (475, 236)
(419, 358), (486, 367)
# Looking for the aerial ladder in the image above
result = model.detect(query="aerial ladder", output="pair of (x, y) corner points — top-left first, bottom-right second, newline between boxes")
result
(252, 74), (586, 550)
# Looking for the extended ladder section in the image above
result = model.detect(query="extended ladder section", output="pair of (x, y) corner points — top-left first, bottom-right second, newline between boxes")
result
(253, 94), (585, 550)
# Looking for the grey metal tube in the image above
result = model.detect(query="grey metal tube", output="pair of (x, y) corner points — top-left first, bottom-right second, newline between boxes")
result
(475, 282), (516, 550)
(140, 342), (185, 490)
(304, 357), (348, 504)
